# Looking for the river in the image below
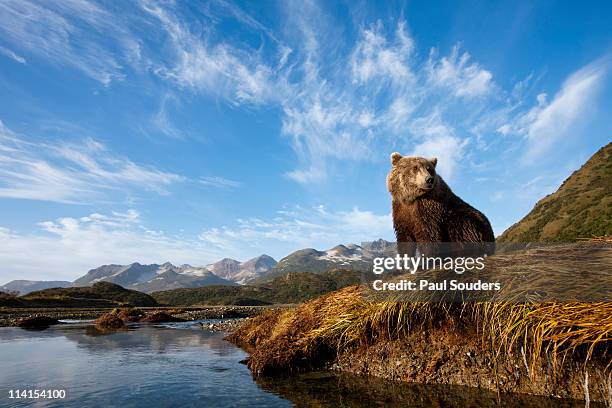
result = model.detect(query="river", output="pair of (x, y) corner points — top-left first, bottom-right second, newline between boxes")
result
(0, 321), (589, 407)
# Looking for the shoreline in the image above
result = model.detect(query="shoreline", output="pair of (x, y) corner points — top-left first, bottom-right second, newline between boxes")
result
(0, 305), (285, 328)
(227, 285), (611, 404)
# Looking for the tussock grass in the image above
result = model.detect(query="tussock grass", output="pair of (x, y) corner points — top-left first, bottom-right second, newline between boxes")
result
(230, 239), (611, 377)
(115, 307), (144, 322)
(94, 311), (125, 329)
(476, 301), (611, 374)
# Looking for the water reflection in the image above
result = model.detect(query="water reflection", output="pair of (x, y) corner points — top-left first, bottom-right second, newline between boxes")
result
(0, 323), (289, 408)
(0, 324), (596, 408)
(257, 372), (594, 408)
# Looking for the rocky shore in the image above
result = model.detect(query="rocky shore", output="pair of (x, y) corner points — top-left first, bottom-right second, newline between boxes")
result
(0, 305), (270, 327)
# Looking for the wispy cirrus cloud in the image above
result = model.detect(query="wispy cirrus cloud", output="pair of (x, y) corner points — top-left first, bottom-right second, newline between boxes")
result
(425, 45), (493, 98)
(0, 45), (25, 64)
(2, 0), (608, 199)
(275, 13), (491, 182)
(350, 21), (415, 84)
(199, 176), (243, 189)
(141, 0), (287, 106)
(0, 120), (184, 203)
(6, 0), (603, 187)
(0, 209), (226, 282)
(498, 57), (609, 162)
(198, 205), (393, 258)
(152, 93), (183, 139)
(0, 0), (140, 85)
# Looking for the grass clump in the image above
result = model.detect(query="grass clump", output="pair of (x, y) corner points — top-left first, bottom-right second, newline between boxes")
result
(476, 301), (612, 374)
(95, 311), (125, 329)
(115, 307), (144, 322)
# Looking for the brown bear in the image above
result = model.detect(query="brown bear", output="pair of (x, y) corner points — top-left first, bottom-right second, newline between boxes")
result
(387, 153), (495, 257)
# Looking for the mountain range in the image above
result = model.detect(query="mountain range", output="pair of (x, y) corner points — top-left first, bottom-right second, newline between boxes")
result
(71, 254), (280, 293)
(2, 241), (395, 294)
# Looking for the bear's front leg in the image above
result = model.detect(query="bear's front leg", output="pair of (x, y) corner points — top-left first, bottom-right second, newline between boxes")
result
(414, 228), (444, 257)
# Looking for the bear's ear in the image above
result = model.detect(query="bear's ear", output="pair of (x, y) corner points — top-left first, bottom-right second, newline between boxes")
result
(429, 157), (438, 168)
(391, 152), (402, 166)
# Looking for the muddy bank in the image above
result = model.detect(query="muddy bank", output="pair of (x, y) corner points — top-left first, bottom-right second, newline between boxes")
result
(331, 324), (610, 403)
(256, 371), (602, 408)
(0, 305), (276, 327)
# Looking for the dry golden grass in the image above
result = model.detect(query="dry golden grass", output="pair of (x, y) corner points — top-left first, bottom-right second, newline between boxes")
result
(115, 307), (144, 322)
(230, 239), (612, 377)
(476, 301), (611, 374)
(94, 311), (125, 329)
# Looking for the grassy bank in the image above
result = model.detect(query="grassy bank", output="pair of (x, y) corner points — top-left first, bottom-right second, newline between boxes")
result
(228, 240), (611, 402)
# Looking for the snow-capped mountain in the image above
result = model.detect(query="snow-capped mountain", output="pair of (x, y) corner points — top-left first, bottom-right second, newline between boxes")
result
(204, 258), (241, 280)
(232, 254), (278, 283)
(199, 255), (277, 284)
(73, 262), (237, 293)
(259, 239), (396, 281)
(72, 254), (278, 292)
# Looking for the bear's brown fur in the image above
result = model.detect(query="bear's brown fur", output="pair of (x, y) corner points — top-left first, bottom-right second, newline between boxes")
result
(387, 153), (495, 256)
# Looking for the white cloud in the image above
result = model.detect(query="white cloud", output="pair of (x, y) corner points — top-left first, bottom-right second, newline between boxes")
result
(0, 210), (225, 282)
(1, 205), (393, 282)
(0, 0), (140, 85)
(351, 21), (414, 84)
(522, 58), (608, 161)
(141, 0), (284, 106)
(198, 205), (393, 259)
(493, 57), (609, 162)
(274, 17), (496, 183)
(4, 0), (603, 196)
(3, 1), (497, 183)
(152, 93), (183, 139)
(409, 111), (468, 179)
(426, 45), (493, 97)
(199, 176), (243, 189)
(0, 45), (25, 64)
(0, 121), (184, 203)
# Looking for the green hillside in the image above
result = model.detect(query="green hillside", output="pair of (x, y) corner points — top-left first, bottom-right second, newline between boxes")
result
(16, 282), (158, 308)
(499, 142), (612, 242)
(152, 269), (362, 306)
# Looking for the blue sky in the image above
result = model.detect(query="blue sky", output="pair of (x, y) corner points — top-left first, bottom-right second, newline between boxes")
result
(0, 0), (611, 281)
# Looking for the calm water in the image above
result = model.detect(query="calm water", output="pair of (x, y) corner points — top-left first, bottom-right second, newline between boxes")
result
(0, 321), (591, 407)
(0, 321), (288, 408)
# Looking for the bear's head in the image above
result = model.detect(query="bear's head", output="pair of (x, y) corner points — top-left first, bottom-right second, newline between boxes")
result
(387, 153), (438, 202)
